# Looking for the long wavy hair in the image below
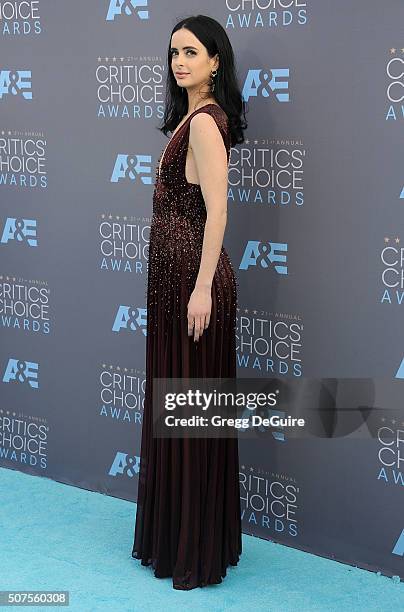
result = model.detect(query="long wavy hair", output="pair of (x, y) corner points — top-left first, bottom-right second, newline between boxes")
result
(158, 14), (248, 147)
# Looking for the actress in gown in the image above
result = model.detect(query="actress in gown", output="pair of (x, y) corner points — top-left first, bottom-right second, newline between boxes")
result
(132, 14), (248, 590)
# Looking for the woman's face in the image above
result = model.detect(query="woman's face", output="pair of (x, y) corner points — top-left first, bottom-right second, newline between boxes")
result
(170, 28), (218, 93)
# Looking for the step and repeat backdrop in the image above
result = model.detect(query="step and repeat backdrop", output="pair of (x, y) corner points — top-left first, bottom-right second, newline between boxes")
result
(1, 0), (403, 582)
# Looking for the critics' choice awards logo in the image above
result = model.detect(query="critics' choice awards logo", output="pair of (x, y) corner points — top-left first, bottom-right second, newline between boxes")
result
(99, 364), (145, 424)
(0, 1), (41, 36)
(229, 138), (305, 208)
(109, 450), (140, 478)
(225, 1), (308, 29)
(377, 417), (404, 488)
(0, 131), (47, 188)
(1, 217), (37, 246)
(239, 240), (287, 273)
(0, 413), (48, 469)
(236, 308), (303, 376)
(106, 0), (149, 21)
(242, 67), (290, 102)
(2, 358), (39, 388)
(0, 276), (50, 334)
(0, 70), (32, 99)
(112, 305), (147, 335)
(99, 214), (150, 273)
(240, 465), (299, 536)
(225, 0), (308, 30)
(95, 56), (164, 119)
(111, 153), (153, 185)
(386, 48), (404, 121)
(380, 237), (403, 306)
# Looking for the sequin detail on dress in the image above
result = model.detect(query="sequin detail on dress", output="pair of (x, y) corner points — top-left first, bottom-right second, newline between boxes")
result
(131, 104), (242, 590)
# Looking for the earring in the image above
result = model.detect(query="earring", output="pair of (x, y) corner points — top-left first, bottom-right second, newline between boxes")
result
(210, 69), (217, 92)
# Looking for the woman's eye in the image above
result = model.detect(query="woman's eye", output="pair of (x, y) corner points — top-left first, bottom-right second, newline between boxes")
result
(171, 50), (195, 56)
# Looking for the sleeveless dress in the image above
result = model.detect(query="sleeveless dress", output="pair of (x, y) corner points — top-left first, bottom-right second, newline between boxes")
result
(131, 103), (242, 590)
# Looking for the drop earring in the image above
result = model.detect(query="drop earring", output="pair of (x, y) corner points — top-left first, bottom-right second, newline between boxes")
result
(210, 69), (217, 92)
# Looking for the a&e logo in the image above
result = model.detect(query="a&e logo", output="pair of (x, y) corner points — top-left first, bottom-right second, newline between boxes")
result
(111, 154), (152, 184)
(106, 0), (149, 21)
(239, 240), (288, 274)
(242, 68), (290, 102)
(109, 451), (140, 477)
(0, 70), (32, 100)
(0, 218), (37, 246)
(396, 356), (404, 378)
(392, 528), (404, 557)
(3, 358), (39, 388)
(112, 305), (147, 335)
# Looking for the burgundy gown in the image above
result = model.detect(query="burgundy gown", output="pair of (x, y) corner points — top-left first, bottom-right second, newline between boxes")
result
(131, 103), (242, 590)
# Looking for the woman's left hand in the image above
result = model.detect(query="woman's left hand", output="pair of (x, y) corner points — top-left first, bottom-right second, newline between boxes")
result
(187, 285), (212, 342)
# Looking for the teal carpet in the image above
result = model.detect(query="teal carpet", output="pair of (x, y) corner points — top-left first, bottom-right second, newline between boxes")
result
(0, 467), (402, 611)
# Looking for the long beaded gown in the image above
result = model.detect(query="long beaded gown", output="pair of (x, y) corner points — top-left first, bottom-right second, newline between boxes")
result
(131, 103), (242, 590)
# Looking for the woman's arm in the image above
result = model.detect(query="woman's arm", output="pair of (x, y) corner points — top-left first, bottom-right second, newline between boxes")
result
(186, 112), (229, 341)
(189, 112), (228, 289)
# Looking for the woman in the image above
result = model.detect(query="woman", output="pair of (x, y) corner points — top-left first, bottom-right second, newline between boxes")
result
(132, 14), (248, 590)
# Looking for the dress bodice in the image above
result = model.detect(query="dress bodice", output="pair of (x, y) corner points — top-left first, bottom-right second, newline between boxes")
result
(152, 104), (230, 221)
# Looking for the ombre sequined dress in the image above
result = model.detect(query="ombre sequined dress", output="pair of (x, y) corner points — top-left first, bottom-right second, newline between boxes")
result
(131, 103), (242, 590)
